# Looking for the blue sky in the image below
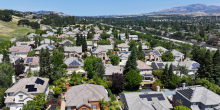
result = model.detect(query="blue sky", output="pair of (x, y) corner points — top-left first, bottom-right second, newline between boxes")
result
(0, 0), (220, 16)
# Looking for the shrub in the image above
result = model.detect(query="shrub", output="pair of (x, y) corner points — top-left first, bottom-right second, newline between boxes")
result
(107, 89), (116, 101)
(53, 86), (62, 95)
(151, 81), (159, 91)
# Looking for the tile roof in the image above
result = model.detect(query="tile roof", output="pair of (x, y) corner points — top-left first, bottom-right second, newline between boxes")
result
(9, 46), (31, 53)
(40, 38), (55, 44)
(105, 64), (122, 75)
(117, 43), (130, 48)
(120, 92), (172, 110)
(16, 41), (35, 46)
(35, 44), (55, 51)
(176, 85), (220, 105)
(137, 60), (153, 70)
(64, 46), (82, 53)
(5, 77), (49, 95)
(65, 84), (109, 108)
(92, 46), (108, 53)
(165, 49), (184, 56)
(58, 34), (69, 38)
(64, 57), (84, 66)
(24, 57), (39, 66)
(98, 45), (114, 50)
(86, 41), (93, 45)
(153, 46), (168, 51)
(59, 40), (73, 45)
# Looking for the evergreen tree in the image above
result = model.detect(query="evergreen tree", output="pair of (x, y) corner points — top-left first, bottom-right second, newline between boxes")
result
(212, 49), (220, 84)
(38, 38), (41, 46)
(119, 35), (121, 40)
(125, 31), (128, 39)
(123, 46), (139, 75)
(161, 64), (169, 85)
(168, 63), (174, 77)
(50, 39), (51, 45)
(2, 50), (10, 63)
(82, 36), (87, 52)
(95, 59), (105, 78)
(35, 37), (38, 47)
(138, 43), (142, 52)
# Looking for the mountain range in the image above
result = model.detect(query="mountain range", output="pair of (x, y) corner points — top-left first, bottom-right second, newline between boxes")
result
(149, 4), (220, 15)
(31, 10), (70, 17)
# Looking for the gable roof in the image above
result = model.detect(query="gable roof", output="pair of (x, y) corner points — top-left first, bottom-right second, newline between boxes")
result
(153, 46), (168, 52)
(120, 92), (172, 110)
(5, 77), (49, 95)
(93, 35), (102, 41)
(153, 61), (179, 70)
(137, 60), (153, 70)
(65, 31), (75, 35)
(16, 41), (35, 46)
(64, 46), (82, 53)
(116, 51), (131, 60)
(65, 84), (109, 108)
(58, 34), (69, 38)
(129, 35), (138, 38)
(98, 45), (114, 50)
(59, 40), (73, 45)
(24, 57), (39, 66)
(117, 43), (130, 48)
(40, 38), (55, 44)
(86, 41), (93, 45)
(176, 85), (220, 105)
(105, 64), (122, 75)
(165, 49), (184, 56)
(35, 44), (55, 51)
(92, 46), (108, 53)
(142, 50), (161, 56)
(9, 46), (31, 53)
(64, 57), (84, 66)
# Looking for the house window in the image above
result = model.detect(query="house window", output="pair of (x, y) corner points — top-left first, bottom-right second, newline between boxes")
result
(67, 107), (71, 110)
(207, 105), (213, 108)
(19, 95), (23, 99)
(92, 104), (97, 110)
(82, 108), (86, 110)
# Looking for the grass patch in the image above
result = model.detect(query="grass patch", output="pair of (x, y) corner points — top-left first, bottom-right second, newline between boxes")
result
(122, 90), (140, 93)
(49, 86), (53, 89)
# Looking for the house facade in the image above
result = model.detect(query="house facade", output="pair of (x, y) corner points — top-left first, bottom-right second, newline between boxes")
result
(117, 43), (130, 51)
(137, 60), (153, 81)
(9, 46), (32, 58)
(92, 46), (108, 61)
(35, 44), (55, 55)
(59, 40), (73, 46)
(23, 57), (40, 73)
(5, 77), (49, 110)
(165, 49), (184, 62)
(142, 50), (162, 62)
(40, 38), (55, 45)
(64, 57), (84, 71)
(86, 41), (93, 51)
(104, 64), (123, 80)
(129, 35), (138, 41)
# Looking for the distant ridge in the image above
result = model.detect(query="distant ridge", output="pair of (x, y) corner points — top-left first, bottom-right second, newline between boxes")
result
(30, 10), (70, 17)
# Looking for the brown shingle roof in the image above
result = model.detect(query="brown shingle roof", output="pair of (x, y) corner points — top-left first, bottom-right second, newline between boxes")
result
(9, 46), (31, 53)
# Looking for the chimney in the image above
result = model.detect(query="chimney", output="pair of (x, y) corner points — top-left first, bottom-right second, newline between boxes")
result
(156, 86), (160, 92)
(12, 75), (16, 83)
(66, 83), (69, 91)
(182, 83), (186, 89)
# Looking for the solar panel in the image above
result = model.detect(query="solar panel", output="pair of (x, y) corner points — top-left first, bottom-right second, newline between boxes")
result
(48, 45), (54, 49)
(154, 50), (160, 55)
(157, 63), (164, 69)
(147, 98), (152, 101)
(25, 85), (35, 89)
(26, 58), (30, 63)
(28, 88), (37, 92)
(192, 63), (200, 69)
(158, 97), (165, 100)
(29, 58), (33, 62)
(21, 43), (28, 45)
(92, 48), (97, 52)
(70, 60), (80, 65)
(139, 93), (165, 101)
(177, 88), (193, 99)
(35, 78), (45, 85)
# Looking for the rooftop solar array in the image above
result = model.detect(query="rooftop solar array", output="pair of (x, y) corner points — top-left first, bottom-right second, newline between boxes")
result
(35, 78), (45, 85)
(139, 93), (165, 101)
(192, 63), (200, 69)
(78, 58), (82, 62)
(25, 85), (35, 89)
(48, 45), (54, 49)
(92, 48), (97, 52)
(177, 88), (193, 100)
(26, 58), (33, 63)
(154, 50), (161, 55)
(28, 88), (37, 92)
(21, 43), (28, 45)
(70, 60), (80, 65)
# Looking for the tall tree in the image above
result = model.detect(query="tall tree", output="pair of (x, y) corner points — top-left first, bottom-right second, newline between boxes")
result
(14, 63), (25, 76)
(110, 55), (120, 66)
(22, 94), (47, 110)
(82, 36), (87, 52)
(168, 63), (174, 77)
(0, 63), (15, 88)
(112, 73), (124, 93)
(161, 64), (169, 85)
(212, 49), (220, 84)
(128, 40), (136, 51)
(95, 59), (105, 78)
(123, 46), (139, 75)
(2, 49), (9, 63)
(138, 43), (142, 52)
(124, 70), (142, 90)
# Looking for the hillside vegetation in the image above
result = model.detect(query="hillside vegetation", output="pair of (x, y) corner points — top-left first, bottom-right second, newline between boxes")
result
(0, 15), (35, 40)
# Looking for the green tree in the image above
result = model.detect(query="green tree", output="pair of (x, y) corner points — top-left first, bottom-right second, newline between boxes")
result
(162, 53), (174, 61)
(0, 88), (6, 106)
(212, 49), (220, 84)
(82, 36), (87, 52)
(168, 75), (180, 89)
(27, 50), (35, 57)
(95, 59), (105, 78)
(174, 106), (191, 110)
(123, 47), (139, 75)
(128, 40), (136, 51)
(124, 70), (142, 90)
(168, 63), (174, 77)
(0, 63), (15, 88)
(110, 55), (120, 66)
(68, 71), (83, 86)
(2, 49), (10, 63)
(178, 66), (188, 76)
(22, 94), (47, 110)
(161, 64), (169, 85)
(204, 33), (207, 41)
(99, 97), (109, 110)
(53, 86), (62, 95)
(138, 43), (142, 52)
(83, 57), (95, 79)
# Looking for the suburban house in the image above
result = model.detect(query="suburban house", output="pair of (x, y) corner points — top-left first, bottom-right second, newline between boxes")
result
(40, 38), (55, 45)
(59, 40), (73, 46)
(165, 49), (184, 62)
(93, 34), (102, 47)
(142, 50), (162, 62)
(117, 43), (130, 51)
(58, 34), (69, 38)
(16, 42), (35, 47)
(27, 33), (38, 41)
(120, 91), (173, 110)
(106, 38), (117, 44)
(129, 35), (138, 41)
(151, 62), (180, 75)
(98, 45), (114, 51)
(0, 55), (21, 65)
(116, 51), (131, 67)
(65, 31), (75, 37)
(153, 46), (168, 54)
(141, 45), (149, 50)
(173, 85), (220, 110)
(63, 84), (109, 110)
(92, 46), (108, 61)
(35, 44), (55, 55)
(23, 57), (40, 73)
(4, 77), (49, 110)
(64, 46), (82, 58)
(104, 64), (123, 79)
(137, 60), (153, 81)
(86, 41), (93, 51)
(64, 57), (84, 72)
(119, 33), (126, 40)
(9, 46), (32, 58)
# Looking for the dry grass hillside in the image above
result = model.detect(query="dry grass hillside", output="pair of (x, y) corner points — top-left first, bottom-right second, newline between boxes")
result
(0, 16), (35, 40)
